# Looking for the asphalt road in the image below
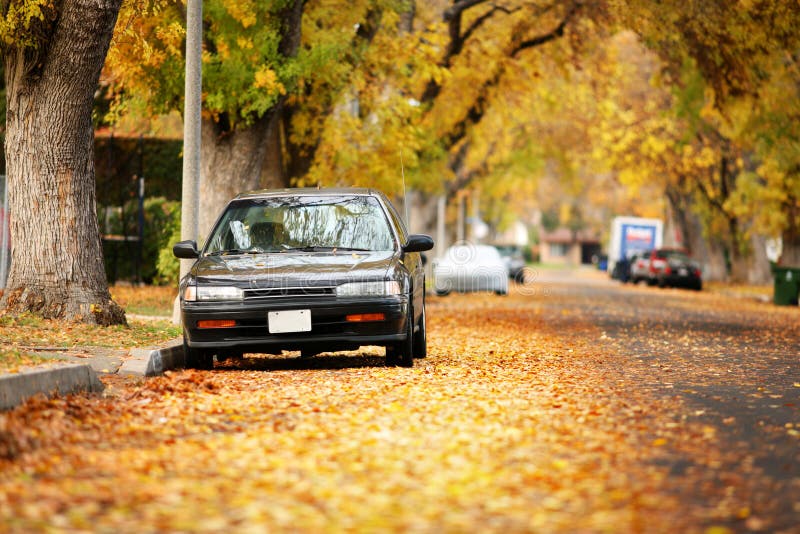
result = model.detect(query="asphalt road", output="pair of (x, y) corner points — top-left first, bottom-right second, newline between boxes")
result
(529, 268), (800, 531)
(1, 268), (798, 533)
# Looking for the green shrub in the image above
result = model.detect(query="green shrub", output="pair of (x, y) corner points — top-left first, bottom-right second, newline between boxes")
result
(100, 197), (180, 284)
(155, 206), (181, 286)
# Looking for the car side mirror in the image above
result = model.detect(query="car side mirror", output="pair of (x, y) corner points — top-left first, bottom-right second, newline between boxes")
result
(173, 240), (200, 259)
(403, 234), (434, 254)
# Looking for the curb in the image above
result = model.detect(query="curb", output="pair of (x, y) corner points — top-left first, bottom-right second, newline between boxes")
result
(0, 338), (185, 410)
(0, 364), (104, 411)
(119, 337), (185, 377)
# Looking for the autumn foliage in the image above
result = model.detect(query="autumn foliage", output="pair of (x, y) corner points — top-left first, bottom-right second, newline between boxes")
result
(1, 279), (797, 532)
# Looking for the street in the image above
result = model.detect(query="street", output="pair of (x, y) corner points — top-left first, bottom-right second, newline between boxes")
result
(1, 269), (798, 533)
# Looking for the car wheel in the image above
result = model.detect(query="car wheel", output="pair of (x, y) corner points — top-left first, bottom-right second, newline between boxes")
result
(183, 337), (213, 370)
(435, 289), (450, 297)
(387, 308), (414, 368)
(413, 304), (427, 358)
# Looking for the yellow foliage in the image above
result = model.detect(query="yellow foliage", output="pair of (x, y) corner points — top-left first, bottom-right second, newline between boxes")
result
(253, 66), (285, 95)
(222, 0), (257, 28)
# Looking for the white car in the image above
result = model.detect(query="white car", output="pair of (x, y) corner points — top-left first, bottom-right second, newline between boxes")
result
(433, 244), (509, 296)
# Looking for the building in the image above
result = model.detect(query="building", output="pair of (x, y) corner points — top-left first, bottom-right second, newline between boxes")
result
(539, 228), (601, 266)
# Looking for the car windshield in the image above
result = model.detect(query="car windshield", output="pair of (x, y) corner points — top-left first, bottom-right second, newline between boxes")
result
(204, 195), (396, 255)
(446, 245), (501, 263)
(657, 250), (690, 262)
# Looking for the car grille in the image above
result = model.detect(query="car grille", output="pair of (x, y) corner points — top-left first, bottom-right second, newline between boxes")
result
(243, 286), (336, 299)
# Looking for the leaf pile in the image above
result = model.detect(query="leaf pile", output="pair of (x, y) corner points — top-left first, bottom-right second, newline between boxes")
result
(0, 280), (797, 532)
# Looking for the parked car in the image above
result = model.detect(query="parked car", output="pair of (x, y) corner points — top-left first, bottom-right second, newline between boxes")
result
(635, 248), (702, 290)
(173, 188), (434, 369)
(628, 251), (650, 284)
(433, 244), (509, 296)
(493, 244), (527, 281)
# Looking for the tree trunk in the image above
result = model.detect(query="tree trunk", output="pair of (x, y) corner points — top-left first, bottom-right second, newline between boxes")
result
(198, 0), (304, 236)
(779, 206), (800, 266)
(747, 234), (772, 284)
(199, 114), (272, 236)
(0, 0), (125, 325)
(260, 108), (291, 190)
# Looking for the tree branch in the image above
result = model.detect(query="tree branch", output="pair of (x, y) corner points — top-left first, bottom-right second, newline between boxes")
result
(511, 2), (581, 57)
(443, 0), (488, 22)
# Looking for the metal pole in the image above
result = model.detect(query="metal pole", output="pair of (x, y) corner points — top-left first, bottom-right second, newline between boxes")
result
(436, 195), (446, 258)
(175, 0), (202, 324)
(136, 136), (145, 285)
(457, 193), (465, 243)
(180, 0), (202, 280)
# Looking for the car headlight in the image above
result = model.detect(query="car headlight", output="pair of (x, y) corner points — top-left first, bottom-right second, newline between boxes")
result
(335, 281), (401, 296)
(184, 285), (243, 301)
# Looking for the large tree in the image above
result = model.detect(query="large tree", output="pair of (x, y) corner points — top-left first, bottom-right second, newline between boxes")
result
(106, 0), (412, 235)
(611, 0), (800, 266)
(0, 0), (125, 324)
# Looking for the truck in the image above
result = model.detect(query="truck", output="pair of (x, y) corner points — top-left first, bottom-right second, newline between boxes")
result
(608, 216), (663, 280)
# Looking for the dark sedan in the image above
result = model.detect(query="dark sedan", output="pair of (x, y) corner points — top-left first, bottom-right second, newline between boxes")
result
(644, 248), (703, 290)
(173, 188), (433, 368)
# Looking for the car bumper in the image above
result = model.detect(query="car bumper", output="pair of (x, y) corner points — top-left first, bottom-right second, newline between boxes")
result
(182, 295), (409, 352)
(661, 274), (702, 287)
(433, 272), (508, 293)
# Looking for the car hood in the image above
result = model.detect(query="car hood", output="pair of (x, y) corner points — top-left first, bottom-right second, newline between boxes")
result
(191, 250), (397, 286)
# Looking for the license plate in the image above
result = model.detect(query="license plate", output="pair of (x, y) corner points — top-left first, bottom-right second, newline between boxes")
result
(268, 310), (311, 333)
(678, 268), (688, 276)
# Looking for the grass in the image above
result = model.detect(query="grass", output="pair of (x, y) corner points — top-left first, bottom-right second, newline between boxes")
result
(111, 284), (177, 316)
(705, 281), (772, 298)
(0, 348), (48, 372)
(0, 285), (180, 372)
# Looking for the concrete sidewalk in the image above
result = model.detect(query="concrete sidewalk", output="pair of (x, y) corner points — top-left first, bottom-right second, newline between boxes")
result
(0, 337), (185, 411)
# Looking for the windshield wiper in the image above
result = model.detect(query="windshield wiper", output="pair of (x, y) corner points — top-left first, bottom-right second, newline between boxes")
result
(207, 248), (263, 256)
(282, 246), (371, 253)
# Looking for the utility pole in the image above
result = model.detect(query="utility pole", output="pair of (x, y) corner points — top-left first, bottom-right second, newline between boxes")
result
(436, 195), (446, 258)
(180, 0), (202, 279)
(175, 0), (202, 324)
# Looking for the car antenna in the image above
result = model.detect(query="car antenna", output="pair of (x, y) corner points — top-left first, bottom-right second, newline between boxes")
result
(400, 150), (410, 226)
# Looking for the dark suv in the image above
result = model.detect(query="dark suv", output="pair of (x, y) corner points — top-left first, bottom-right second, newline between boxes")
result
(173, 188), (434, 368)
(639, 248), (702, 290)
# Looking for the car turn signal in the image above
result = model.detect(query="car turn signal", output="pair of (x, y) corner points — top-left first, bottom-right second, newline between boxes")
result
(197, 319), (237, 329)
(345, 313), (386, 322)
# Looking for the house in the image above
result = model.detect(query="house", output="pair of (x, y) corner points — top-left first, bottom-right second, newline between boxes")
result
(539, 228), (601, 265)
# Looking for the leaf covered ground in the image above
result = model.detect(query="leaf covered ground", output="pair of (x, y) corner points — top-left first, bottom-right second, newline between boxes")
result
(0, 275), (797, 533)
(0, 284), (178, 373)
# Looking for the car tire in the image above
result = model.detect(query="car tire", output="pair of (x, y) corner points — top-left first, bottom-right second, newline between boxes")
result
(183, 337), (213, 370)
(495, 289), (508, 296)
(387, 307), (414, 368)
(435, 289), (450, 297)
(413, 304), (427, 358)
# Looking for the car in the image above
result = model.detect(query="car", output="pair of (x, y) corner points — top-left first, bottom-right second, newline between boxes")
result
(628, 251), (651, 284)
(638, 248), (702, 290)
(432, 244), (509, 296)
(173, 188), (434, 369)
(493, 244), (527, 281)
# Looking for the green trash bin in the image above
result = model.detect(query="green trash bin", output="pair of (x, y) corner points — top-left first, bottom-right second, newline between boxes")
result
(773, 266), (800, 305)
